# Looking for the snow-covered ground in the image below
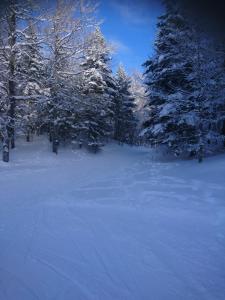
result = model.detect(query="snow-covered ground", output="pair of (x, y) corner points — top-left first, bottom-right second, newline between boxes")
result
(0, 136), (225, 300)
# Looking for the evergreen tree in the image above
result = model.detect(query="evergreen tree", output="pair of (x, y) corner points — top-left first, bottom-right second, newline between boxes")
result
(142, 2), (192, 156)
(130, 71), (148, 132)
(199, 38), (225, 153)
(214, 41), (225, 145)
(114, 65), (137, 144)
(78, 28), (116, 149)
(141, 0), (223, 159)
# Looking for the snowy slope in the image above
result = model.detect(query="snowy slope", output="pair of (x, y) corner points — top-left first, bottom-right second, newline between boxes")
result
(0, 136), (225, 300)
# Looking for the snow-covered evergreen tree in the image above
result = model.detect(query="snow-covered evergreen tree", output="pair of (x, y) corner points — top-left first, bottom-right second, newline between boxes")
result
(142, 2), (197, 156)
(114, 65), (137, 144)
(190, 33), (225, 158)
(78, 28), (116, 148)
(142, 0), (225, 159)
(213, 41), (225, 145)
(130, 71), (147, 131)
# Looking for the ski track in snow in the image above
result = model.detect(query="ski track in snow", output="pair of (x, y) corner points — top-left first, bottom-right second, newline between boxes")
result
(0, 136), (225, 300)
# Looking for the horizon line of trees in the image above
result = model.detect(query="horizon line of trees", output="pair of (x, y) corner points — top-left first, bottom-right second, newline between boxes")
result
(1, 0), (225, 164)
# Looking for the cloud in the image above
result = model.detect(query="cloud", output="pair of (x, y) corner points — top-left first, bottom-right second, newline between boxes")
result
(110, 0), (152, 25)
(109, 38), (131, 54)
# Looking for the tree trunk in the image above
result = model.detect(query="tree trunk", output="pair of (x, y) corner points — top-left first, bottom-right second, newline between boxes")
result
(198, 155), (203, 163)
(2, 137), (9, 162)
(8, 96), (16, 149)
(8, 9), (16, 149)
(52, 130), (59, 154)
(49, 131), (52, 142)
(198, 145), (204, 163)
(26, 130), (30, 142)
(52, 138), (59, 154)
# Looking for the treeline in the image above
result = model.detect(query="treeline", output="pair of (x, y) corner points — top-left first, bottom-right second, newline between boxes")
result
(142, 0), (225, 161)
(0, 0), (141, 162)
(1, 0), (225, 163)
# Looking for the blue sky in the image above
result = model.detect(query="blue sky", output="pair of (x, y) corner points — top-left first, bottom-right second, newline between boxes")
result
(97, 0), (164, 74)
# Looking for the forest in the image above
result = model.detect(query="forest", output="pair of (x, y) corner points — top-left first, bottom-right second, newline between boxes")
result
(0, 0), (139, 162)
(0, 1), (225, 162)
(1, 0), (224, 163)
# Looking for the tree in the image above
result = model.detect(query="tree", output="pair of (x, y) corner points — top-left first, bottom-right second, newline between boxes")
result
(212, 40), (225, 147)
(16, 20), (47, 142)
(0, 0), (37, 161)
(43, 0), (97, 153)
(141, 0), (223, 159)
(114, 65), (137, 144)
(78, 28), (116, 148)
(130, 71), (147, 133)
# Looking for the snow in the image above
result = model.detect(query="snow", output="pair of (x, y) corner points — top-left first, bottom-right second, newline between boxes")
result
(152, 123), (164, 135)
(180, 112), (198, 126)
(159, 103), (176, 117)
(0, 136), (225, 300)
